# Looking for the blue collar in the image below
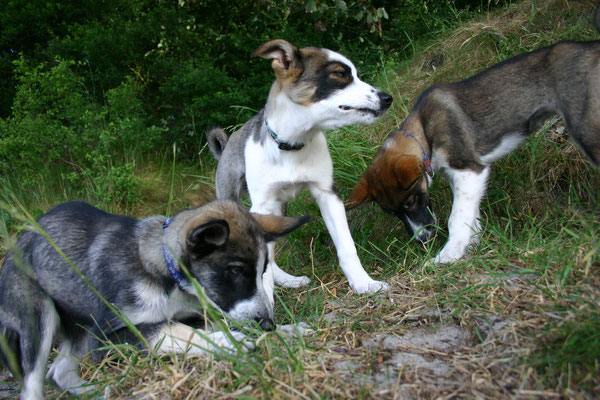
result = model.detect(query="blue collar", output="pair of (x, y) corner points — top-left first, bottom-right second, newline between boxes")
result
(265, 120), (304, 151)
(162, 217), (187, 288)
(400, 130), (434, 177)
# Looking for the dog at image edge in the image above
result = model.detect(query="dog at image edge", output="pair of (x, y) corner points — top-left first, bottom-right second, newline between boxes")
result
(206, 39), (393, 298)
(0, 200), (308, 399)
(347, 9), (600, 264)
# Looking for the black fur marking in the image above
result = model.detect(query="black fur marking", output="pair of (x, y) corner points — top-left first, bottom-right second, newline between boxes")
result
(307, 61), (353, 102)
(187, 219), (230, 257)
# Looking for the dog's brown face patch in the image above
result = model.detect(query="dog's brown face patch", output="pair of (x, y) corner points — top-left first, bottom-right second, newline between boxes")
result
(295, 48), (354, 104)
(348, 150), (435, 241)
(252, 39), (355, 106)
(348, 153), (424, 212)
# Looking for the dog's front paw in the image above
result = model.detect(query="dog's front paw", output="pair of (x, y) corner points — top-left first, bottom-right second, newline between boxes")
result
(277, 322), (314, 337)
(276, 274), (311, 288)
(221, 330), (255, 353)
(352, 279), (389, 295)
(431, 244), (466, 265)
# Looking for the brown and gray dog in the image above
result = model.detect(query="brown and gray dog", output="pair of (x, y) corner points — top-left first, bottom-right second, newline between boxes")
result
(348, 9), (600, 264)
(0, 200), (307, 399)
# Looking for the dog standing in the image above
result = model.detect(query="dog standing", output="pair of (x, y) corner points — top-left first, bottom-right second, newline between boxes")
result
(206, 39), (393, 297)
(0, 200), (307, 399)
(348, 14), (600, 264)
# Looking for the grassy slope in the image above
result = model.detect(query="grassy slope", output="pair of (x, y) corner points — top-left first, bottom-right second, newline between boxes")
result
(1, 0), (599, 398)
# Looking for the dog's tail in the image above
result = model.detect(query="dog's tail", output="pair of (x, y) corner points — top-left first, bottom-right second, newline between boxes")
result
(205, 128), (229, 161)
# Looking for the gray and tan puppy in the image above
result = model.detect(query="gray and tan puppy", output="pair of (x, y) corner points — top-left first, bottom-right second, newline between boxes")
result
(348, 10), (600, 264)
(0, 200), (307, 399)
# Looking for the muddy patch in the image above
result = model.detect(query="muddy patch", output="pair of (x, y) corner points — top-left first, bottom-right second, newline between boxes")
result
(324, 310), (515, 397)
(362, 323), (472, 376)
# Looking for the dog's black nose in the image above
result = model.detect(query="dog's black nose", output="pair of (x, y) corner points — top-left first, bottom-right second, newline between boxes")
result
(378, 91), (393, 109)
(414, 226), (434, 244)
(256, 317), (275, 331)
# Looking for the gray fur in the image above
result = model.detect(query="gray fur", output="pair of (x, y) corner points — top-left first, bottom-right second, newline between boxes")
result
(0, 200), (307, 397)
(206, 109), (266, 202)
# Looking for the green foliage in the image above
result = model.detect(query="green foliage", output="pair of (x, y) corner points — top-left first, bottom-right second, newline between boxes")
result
(0, 57), (164, 208)
(0, 0), (502, 158)
(535, 307), (600, 390)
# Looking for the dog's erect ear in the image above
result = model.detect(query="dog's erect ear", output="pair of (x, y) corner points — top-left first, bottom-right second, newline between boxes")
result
(346, 174), (372, 210)
(251, 214), (310, 243)
(393, 155), (423, 190)
(187, 219), (230, 254)
(252, 39), (300, 74)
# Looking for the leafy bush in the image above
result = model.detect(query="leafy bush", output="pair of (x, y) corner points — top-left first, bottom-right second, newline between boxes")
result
(0, 57), (164, 207)
(0, 0), (503, 159)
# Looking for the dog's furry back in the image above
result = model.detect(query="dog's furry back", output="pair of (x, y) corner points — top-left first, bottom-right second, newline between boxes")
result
(206, 110), (268, 202)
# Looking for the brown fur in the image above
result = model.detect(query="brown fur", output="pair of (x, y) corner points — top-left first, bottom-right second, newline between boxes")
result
(252, 39), (354, 106)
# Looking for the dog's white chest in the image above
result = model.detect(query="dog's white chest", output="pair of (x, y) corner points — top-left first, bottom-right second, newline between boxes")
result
(125, 281), (189, 324)
(244, 134), (334, 199)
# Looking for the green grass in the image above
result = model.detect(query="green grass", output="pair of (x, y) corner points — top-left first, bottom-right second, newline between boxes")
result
(1, 0), (600, 398)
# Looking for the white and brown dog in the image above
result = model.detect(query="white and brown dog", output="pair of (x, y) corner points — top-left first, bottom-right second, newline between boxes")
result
(206, 39), (393, 298)
(347, 12), (600, 263)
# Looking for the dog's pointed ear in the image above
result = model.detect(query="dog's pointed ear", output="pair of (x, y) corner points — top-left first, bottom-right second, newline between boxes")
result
(187, 219), (230, 254)
(252, 39), (300, 74)
(251, 214), (310, 243)
(346, 174), (372, 210)
(393, 155), (423, 190)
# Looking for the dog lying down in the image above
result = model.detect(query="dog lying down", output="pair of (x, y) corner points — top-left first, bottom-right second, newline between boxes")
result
(0, 200), (308, 399)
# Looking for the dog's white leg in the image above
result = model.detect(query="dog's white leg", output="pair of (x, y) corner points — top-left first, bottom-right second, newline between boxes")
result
(46, 339), (91, 395)
(250, 198), (310, 293)
(268, 242), (311, 288)
(433, 167), (490, 264)
(309, 185), (388, 294)
(21, 301), (59, 400)
(149, 323), (254, 356)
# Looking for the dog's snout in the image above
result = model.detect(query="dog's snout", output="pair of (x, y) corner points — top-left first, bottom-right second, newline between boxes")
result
(256, 317), (276, 331)
(415, 226), (434, 244)
(378, 91), (393, 109)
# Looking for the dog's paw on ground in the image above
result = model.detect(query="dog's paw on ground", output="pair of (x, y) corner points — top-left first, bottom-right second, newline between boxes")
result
(277, 322), (314, 337)
(352, 279), (389, 295)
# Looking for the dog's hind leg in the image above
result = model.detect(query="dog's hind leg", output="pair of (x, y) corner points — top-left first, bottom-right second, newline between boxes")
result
(432, 167), (490, 264)
(47, 338), (91, 394)
(566, 122), (600, 168)
(20, 298), (59, 400)
(250, 197), (310, 303)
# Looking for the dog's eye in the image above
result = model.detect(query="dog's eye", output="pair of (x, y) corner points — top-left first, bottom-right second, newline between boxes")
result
(331, 70), (349, 79)
(228, 265), (245, 276)
(403, 196), (416, 210)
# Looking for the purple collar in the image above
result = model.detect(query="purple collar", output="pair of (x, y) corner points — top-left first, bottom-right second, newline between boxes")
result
(162, 217), (186, 288)
(400, 130), (433, 177)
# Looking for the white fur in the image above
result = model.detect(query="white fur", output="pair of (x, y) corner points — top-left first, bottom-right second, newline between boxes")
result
(427, 132), (528, 263)
(47, 340), (91, 395)
(246, 48), (389, 297)
(480, 133), (525, 163)
(148, 322), (253, 356)
(21, 303), (58, 400)
(430, 148), (491, 264)
(123, 281), (194, 324)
